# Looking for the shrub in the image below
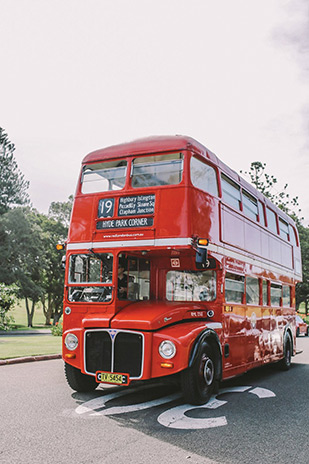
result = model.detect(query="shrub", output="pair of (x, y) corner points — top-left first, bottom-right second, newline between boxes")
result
(50, 321), (63, 336)
(0, 283), (17, 330)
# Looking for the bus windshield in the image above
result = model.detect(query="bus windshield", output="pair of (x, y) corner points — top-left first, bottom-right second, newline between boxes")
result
(131, 153), (183, 188)
(81, 160), (127, 193)
(68, 253), (113, 302)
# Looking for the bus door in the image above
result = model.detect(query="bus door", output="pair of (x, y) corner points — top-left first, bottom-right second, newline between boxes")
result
(223, 272), (247, 369)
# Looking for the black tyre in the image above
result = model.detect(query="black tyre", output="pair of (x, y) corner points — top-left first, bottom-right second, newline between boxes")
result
(181, 342), (216, 405)
(296, 328), (300, 337)
(64, 362), (98, 392)
(278, 333), (292, 371)
(306, 327), (309, 337)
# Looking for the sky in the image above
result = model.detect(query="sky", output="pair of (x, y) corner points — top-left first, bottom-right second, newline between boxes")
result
(1, 0), (309, 222)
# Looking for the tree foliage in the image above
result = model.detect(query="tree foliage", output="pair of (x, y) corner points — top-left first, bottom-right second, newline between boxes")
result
(0, 200), (71, 326)
(0, 127), (30, 215)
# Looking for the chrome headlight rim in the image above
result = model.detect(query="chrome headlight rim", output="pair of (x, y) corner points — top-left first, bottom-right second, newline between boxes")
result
(64, 333), (79, 351)
(159, 340), (176, 359)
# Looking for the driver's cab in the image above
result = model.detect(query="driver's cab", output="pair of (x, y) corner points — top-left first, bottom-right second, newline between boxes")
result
(117, 254), (150, 301)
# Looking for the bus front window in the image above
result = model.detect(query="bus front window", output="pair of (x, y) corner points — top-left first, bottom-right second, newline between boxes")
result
(131, 153), (183, 188)
(68, 253), (113, 302)
(81, 160), (127, 193)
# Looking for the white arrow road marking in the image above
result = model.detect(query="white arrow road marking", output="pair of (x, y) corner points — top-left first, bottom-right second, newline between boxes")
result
(157, 404), (228, 429)
(249, 387), (276, 398)
(91, 393), (182, 416)
(76, 388), (140, 415)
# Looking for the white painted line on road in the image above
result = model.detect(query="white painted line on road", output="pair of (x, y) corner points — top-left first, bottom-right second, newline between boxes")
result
(249, 387), (276, 398)
(91, 392), (182, 416)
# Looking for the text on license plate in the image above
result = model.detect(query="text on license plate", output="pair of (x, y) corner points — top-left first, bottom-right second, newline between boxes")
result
(96, 371), (129, 385)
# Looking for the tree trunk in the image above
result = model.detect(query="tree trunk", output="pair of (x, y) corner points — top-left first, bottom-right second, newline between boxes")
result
(25, 298), (36, 327)
(42, 294), (53, 325)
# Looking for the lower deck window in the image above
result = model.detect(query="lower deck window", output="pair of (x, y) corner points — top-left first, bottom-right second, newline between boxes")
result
(271, 283), (282, 306)
(225, 273), (245, 304)
(166, 270), (216, 302)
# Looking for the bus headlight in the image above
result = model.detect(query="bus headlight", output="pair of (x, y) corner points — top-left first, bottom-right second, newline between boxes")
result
(65, 333), (79, 351)
(159, 340), (176, 359)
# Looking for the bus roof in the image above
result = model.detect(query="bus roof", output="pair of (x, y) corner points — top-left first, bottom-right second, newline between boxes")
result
(83, 135), (218, 164)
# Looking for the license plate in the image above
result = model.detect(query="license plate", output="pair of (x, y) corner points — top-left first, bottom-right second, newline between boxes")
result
(95, 371), (129, 386)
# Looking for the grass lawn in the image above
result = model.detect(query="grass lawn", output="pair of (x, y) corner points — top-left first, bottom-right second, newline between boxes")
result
(0, 335), (62, 360)
(9, 300), (62, 330)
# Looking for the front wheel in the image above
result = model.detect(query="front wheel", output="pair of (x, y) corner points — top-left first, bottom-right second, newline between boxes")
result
(64, 362), (98, 392)
(181, 342), (216, 405)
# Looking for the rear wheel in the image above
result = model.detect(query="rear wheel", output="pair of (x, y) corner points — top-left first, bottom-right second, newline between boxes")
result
(306, 327), (309, 337)
(181, 342), (216, 405)
(278, 333), (292, 371)
(64, 362), (98, 392)
(296, 328), (300, 337)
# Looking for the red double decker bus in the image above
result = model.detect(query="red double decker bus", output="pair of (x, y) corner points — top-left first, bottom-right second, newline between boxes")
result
(62, 135), (302, 404)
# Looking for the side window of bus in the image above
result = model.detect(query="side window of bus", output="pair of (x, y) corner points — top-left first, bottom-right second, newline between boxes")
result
(266, 208), (278, 234)
(225, 273), (245, 303)
(246, 277), (259, 305)
(131, 153), (183, 188)
(242, 191), (258, 221)
(166, 270), (216, 302)
(221, 175), (241, 210)
(279, 218), (289, 241)
(190, 157), (218, 196)
(289, 225), (297, 246)
(270, 283), (282, 306)
(262, 280), (268, 305)
(258, 201), (266, 226)
(282, 285), (291, 307)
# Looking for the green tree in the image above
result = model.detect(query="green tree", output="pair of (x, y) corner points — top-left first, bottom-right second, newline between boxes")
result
(242, 162), (308, 312)
(0, 127), (30, 215)
(48, 195), (73, 228)
(37, 213), (67, 325)
(0, 207), (44, 327)
(296, 225), (309, 314)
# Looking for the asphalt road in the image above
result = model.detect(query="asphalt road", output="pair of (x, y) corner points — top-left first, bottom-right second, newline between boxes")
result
(1, 337), (309, 464)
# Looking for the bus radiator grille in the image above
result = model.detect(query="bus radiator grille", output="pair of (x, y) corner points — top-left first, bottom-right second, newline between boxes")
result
(85, 330), (143, 378)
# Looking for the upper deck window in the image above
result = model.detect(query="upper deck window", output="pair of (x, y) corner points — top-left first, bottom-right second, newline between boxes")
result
(279, 218), (289, 241)
(243, 191), (258, 221)
(81, 160), (127, 194)
(190, 157), (218, 196)
(258, 201), (266, 226)
(131, 153), (183, 188)
(266, 208), (278, 234)
(221, 174), (241, 210)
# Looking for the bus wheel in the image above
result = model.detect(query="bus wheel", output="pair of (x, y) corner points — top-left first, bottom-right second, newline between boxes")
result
(278, 333), (292, 371)
(64, 362), (98, 392)
(181, 342), (216, 405)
